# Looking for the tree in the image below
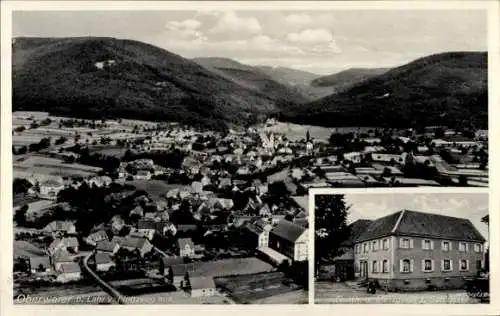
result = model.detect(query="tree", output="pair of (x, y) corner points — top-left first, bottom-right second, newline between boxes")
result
(14, 205), (28, 227)
(13, 178), (33, 195)
(314, 194), (350, 275)
(458, 175), (468, 186)
(434, 128), (445, 138)
(167, 267), (174, 284)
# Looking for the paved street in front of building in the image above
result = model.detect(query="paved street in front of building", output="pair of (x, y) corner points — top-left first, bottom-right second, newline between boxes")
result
(314, 281), (485, 304)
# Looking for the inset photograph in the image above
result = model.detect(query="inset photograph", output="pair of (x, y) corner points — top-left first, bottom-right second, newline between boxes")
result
(314, 190), (489, 304)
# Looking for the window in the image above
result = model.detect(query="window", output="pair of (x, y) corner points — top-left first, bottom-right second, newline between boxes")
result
(372, 261), (378, 273)
(401, 259), (411, 273)
(363, 243), (368, 253)
(460, 260), (469, 271)
(422, 239), (432, 250)
(422, 259), (433, 272)
(400, 238), (411, 249)
(442, 241), (451, 252)
(372, 241), (379, 252)
(474, 243), (482, 253)
(383, 239), (389, 250)
(382, 260), (389, 273)
(476, 260), (483, 270)
(442, 259), (452, 271)
(459, 242), (468, 252)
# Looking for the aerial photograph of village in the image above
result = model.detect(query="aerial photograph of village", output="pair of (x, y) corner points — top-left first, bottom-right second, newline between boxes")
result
(314, 192), (490, 304)
(10, 7), (487, 305)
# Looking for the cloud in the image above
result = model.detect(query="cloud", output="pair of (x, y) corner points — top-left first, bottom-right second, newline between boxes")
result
(165, 19), (201, 31)
(284, 13), (313, 26)
(165, 19), (205, 39)
(209, 11), (262, 36)
(287, 29), (333, 44)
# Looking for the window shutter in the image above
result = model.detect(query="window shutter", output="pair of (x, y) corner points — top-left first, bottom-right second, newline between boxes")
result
(465, 243), (469, 252)
(399, 259), (404, 272)
(441, 260), (444, 271)
(421, 240), (425, 249)
(431, 260), (434, 272)
(450, 260), (453, 271)
(421, 259), (425, 271)
(410, 260), (414, 272)
(431, 240), (434, 250)
(466, 260), (469, 271)
(410, 239), (414, 249)
(449, 242), (452, 251)
(399, 238), (403, 248)
(441, 241), (444, 250)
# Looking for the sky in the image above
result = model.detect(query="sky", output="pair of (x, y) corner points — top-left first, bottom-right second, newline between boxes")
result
(12, 10), (487, 74)
(343, 193), (489, 242)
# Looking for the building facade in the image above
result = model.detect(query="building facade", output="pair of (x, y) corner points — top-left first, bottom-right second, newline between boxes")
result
(353, 210), (486, 291)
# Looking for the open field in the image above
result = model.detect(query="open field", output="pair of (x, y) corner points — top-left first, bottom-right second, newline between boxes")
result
(179, 257), (274, 278)
(13, 240), (47, 258)
(215, 271), (303, 304)
(89, 145), (128, 158)
(251, 289), (308, 304)
(13, 134), (47, 146)
(14, 155), (101, 178)
(260, 122), (383, 142)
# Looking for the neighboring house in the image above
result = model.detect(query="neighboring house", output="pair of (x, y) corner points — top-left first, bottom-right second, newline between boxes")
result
(189, 276), (216, 297)
(112, 236), (153, 257)
(85, 230), (109, 246)
(29, 256), (52, 274)
(39, 179), (65, 199)
(134, 170), (151, 180)
(178, 238), (195, 258)
(244, 221), (271, 249)
(95, 252), (116, 272)
(318, 219), (372, 281)
(269, 220), (308, 262)
(52, 252), (74, 272)
(258, 204), (272, 217)
(56, 262), (82, 283)
(43, 221), (76, 235)
(353, 210), (486, 291)
(95, 241), (121, 255)
(48, 237), (79, 255)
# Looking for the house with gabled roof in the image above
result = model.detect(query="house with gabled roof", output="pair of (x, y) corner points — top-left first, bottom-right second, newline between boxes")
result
(43, 220), (76, 235)
(56, 262), (82, 283)
(189, 276), (216, 297)
(353, 210), (486, 291)
(95, 252), (116, 272)
(95, 240), (120, 254)
(29, 256), (52, 274)
(85, 230), (109, 246)
(178, 238), (195, 258)
(269, 219), (308, 262)
(112, 236), (153, 257)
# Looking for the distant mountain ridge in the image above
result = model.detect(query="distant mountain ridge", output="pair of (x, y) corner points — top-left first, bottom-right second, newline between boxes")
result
(282, 52), (488, 129)
(192, 57), (308, 104)
(13, 37), (296, 130)
(12, 38), (488, 130)
(311, 67), (389, 93)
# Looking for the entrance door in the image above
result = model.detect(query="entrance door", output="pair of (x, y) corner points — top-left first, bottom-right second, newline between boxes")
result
(360, 261), (368, 280)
